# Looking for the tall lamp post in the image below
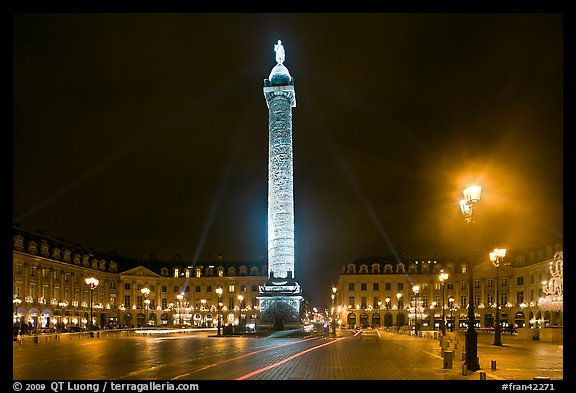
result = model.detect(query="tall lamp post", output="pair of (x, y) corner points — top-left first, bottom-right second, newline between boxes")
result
(331, 285), (337, 336)
(459, 184), (482, 371)
(200, 299), (207, 327)
(385, 296), (390, 328)
(448, 296), (455, 331)
(176, 293), (183, 326)
(396, 292), (402, 332)
(489, 248), (507, 346)
(412, 285), (420, 335)
(439, 270), (449, 336)
(141, 287), (150, 328)
(84, 276), (99, 334)
(216, 286), (223, 335)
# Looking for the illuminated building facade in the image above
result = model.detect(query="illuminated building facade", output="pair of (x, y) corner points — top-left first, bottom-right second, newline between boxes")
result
(333, 243), (563, 342)
(12, 227), (267, 332)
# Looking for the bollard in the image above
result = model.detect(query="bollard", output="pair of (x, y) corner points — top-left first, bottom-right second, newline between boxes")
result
(443, 351), (454, 369)
(491, 360), (497, 370)
(480, 372), (487, 380)
(33, 335), (39, 344)
(462, 364), (467, 376)
(461, 351), (466, 361)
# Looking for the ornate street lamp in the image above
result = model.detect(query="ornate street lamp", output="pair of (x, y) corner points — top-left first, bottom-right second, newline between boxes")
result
(448, 296), (455, 331)
(216, 286), (223, 335)
(200, 298), (206, 328)
(141, 287), (150, 328)
(237, 294), (244, 327)
(396, 292), (402, 332)
(439, 270), (449, 336)
(459, 184), (481, 371)
(176, 293), (184, 326)
(331, 285), (337, 336)
(84, 276), (99, 334)
(489, 248), (507, 346)
(412, 285), (420, 335)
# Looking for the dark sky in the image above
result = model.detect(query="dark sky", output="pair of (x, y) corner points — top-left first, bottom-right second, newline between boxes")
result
(12, 13), (563, 306)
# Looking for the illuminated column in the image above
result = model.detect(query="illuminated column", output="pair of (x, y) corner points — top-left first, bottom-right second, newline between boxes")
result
(264, 40), (296, 280)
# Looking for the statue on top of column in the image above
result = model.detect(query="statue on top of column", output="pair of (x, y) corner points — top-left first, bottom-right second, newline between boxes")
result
(274, 40), (285, 65)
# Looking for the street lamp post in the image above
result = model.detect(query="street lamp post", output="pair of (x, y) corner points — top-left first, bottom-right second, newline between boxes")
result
(176, 293), (183, 326)
(439, 270), (449, 336)
(216, 286), (223, 336)
(459, 184), (481, 371)
(84, 276), (99, 335)
(448, 296), (454, 331)
(141, 287), (150, 328)
(412, 285), (420, 336)
(237, 294), (244, 328)
(200, 299), (206, 328)
(489, 248), (507, 346)
(385, 296), (390, 328)
(396, 293), (402, 332)
(331, 285), (337, 336)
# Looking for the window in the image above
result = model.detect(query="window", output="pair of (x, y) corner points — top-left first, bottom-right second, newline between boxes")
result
(348, 297), (355, 307)
(517, 291), (524, 304)
(384, 265), (393, 274)
(373, 283), (379, 291)
(461, 281), (467, 290)
(360, 297), (367, 309)
(474, 294), (480, 307)
(162, 286), (167, 293)
(137, 296), (143, 309)
(501, 293), (507, 305)
(474, 280), (480, 289)
(348, 283), (355, 291)
(206, 285), (212, 293)
(460, 295), (466, 306)
(487, 293), (494, 305)
(501, 278), (508, 287)
(110, 281), (116, 290)
(447, 283), (453, 290)
(228, 297), (235, 309)
(184, 285), (190, 293)
(398, 297), (404, 308)
(195, 285), (201, 293)
(174, 268), (179, 278)
(30, 267), (37, 277)
(373, 297), (380, 308)
(228, 285), (235, 293)
(124, 295), (131, 308)
(150, 285), (155, 292)
(385, 282), (391, 290)
(398, 282), (404, 291)
(360, 283), (367, 291)
(161, 298), (168, 309)
(487, 279), (493, 288)
(124, 283), (131, 290)
(195, 268), (201, 278)
(15, 263), (23, 275)
(421, 295), (428, 308)
(251, 285), (258, 292)
(240, 285), (247, 292)
(516, 277), (524, 286)
(185, 269), (190, 278)
(173, 285), (179, 293)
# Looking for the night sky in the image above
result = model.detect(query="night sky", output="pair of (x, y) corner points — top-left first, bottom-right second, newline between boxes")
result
(12, 13), (563, 306)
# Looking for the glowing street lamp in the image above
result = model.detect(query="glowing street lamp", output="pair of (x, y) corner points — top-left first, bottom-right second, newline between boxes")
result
(331, 285), (337, 336)
(439, 270), (449, 336)
(200, 299), (207, 327)
(396, 292), (402, 332)
(176, 293), (184, 326)
(459, 184), (481, 371)
(489, 248), (507, 346)
(412, 285), (420, 335)
(216, 287), (223, 335)
(84, 276), (99, 333)
(141, 287), (150, 328)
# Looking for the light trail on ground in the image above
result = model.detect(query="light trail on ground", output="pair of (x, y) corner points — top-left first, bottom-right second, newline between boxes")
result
(235, 337), (346, 380)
